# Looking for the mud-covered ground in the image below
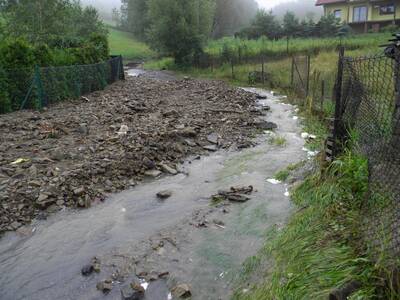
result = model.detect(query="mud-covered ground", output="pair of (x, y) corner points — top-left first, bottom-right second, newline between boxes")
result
(0, 77), (266, 234)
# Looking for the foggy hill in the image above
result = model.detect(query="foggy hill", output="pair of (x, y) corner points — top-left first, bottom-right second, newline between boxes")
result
(80, 0), (121, 20)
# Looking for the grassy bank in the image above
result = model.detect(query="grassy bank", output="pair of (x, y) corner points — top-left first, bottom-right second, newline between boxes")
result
(107, 27), (155, 61)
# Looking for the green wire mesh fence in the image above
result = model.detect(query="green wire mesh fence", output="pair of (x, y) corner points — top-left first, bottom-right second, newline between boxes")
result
(332, 44), (400, 262)
(0, 55), (124, 114)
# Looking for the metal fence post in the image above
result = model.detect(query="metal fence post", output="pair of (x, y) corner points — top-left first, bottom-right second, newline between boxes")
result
(34, 65), (45, 109)
(291, 57), (294, 87)
(321, 79), (325, 109)
(306, 55), (311, 98)
(231, 59), (234, 79)
(261, 55), (265, 85)
(333, 47), (345, 157)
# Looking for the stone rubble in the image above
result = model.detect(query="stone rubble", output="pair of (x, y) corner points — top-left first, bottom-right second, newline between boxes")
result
(0, 76), (266, 234)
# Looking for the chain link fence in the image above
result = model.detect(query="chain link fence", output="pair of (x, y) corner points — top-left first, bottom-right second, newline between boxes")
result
(333, 45), (400, 262)
(0, 56), (124, 114)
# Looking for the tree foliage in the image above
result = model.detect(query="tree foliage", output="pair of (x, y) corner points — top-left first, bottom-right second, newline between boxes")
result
(1, 0), (107, 44)
(212, 0), (258, 38)
(238, 9), (342, 40)
(146, 0), (215, 65)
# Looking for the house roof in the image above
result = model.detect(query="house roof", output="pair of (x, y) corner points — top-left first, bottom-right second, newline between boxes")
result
(315, 0), (347, 6)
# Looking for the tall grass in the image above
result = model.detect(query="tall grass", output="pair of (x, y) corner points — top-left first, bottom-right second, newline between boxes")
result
(232, 150), (396, 299)
(206, 33), (390, 58)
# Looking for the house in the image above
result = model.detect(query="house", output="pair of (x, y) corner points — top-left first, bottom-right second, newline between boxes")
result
(316, 0), (400, 33)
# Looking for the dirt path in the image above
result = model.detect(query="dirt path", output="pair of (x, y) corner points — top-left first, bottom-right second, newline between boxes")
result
(0, 83), (306, 300)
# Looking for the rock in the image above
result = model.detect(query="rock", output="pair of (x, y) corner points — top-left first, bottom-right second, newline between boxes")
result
(203, 145), (218, 152)
(252, 120), (277, 130)
(81, 264), (94, 276)
(160, 164), (178, 175)
(78, 123), (89, 135)
(143, 157), (156, 170)
(207, 133), (219, 144)
(36, 193), (56, 209)
(171, 284), (191, 298)
(97, 279), (113, 293)
(118, 125), (129, 136)
(121, 284), (145, 300)
(180, 128), (197, 138)
(73, 187), (85, 196)
(184, 139), (197, 147)
(144, 170), (162, 178)
(157, 190), (172, 199)
(256, 94), (267, 99)
(227, 194), (250, 202)
(10, 221), (22, 230)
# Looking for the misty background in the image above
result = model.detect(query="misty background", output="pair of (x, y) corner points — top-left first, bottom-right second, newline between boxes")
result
(80, 0), (322, 22)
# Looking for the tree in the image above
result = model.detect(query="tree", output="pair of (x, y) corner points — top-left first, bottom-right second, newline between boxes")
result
(119, 0), (149, 40)
(315, 13), (340, 37)
(147, 0), (215, 65)
(2, 0), (106, 44)
(239, 9), (282, 40)
(212, 0), (258, 38)
(283, 11), (301, 37)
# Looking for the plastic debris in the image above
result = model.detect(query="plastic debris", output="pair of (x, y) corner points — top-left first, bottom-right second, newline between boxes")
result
(10, 158), (30, 165)
(293, 116), (299, 120)
(267, 178), (281, 185)
(301, 132), (309, 139)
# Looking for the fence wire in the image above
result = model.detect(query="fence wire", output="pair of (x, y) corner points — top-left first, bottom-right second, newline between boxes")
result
(337, 51), (400, 259)
(0, 56), (124, 113)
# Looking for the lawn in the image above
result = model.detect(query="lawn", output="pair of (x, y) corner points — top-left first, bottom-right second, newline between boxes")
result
(107, 26), (156, 62)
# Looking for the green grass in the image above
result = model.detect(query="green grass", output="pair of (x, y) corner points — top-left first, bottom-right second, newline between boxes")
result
(274, 162), (305, 182)
(269, 135), (287, 147)
(232, 150), (394, 300)
(206, 33), (390, 59)
(107, 26), (155, 61)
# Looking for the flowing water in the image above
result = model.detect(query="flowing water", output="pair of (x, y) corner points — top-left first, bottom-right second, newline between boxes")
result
(0, 88), (306, 300)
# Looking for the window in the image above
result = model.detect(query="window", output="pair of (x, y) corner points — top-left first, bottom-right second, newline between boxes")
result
(380, 4), (395, 15)
(353, 6), (368, 22)
(334, 9), (342, 19)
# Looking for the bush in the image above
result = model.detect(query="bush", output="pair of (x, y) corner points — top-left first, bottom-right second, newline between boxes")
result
(0, 38), (36, 69)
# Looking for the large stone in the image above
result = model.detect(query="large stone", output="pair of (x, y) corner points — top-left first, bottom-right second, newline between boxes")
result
(144, 170), (162, 178)
(160, 164), (178, 175)
(97, 279), (113, 293)
(207, 133), (219, 144)
(203, 145), (218, 152)
(156, 190), (172, 199)
(171, 283), (191, 298)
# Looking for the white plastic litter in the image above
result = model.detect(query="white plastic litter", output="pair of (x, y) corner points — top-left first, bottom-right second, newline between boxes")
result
(121, 208), (126, 213)
(140, 282), (149, 290)
(168, 293), (172, 300)
(284, 189), (290, 197)
(267, 178), (281, 185)
(117, 125), (129, 136)
(301, 132), (309, 139)
(293, 116), (299, 120)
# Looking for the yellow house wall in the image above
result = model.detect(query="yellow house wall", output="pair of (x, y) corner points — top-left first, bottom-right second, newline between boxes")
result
(370, 1), (399, 21)
(325, 3), (350, 23)
(324, 1), (400, 23)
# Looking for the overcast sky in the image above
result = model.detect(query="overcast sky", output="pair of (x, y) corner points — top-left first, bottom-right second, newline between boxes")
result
(256, 0), (291, 9)
(81, 0), (292, 10)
